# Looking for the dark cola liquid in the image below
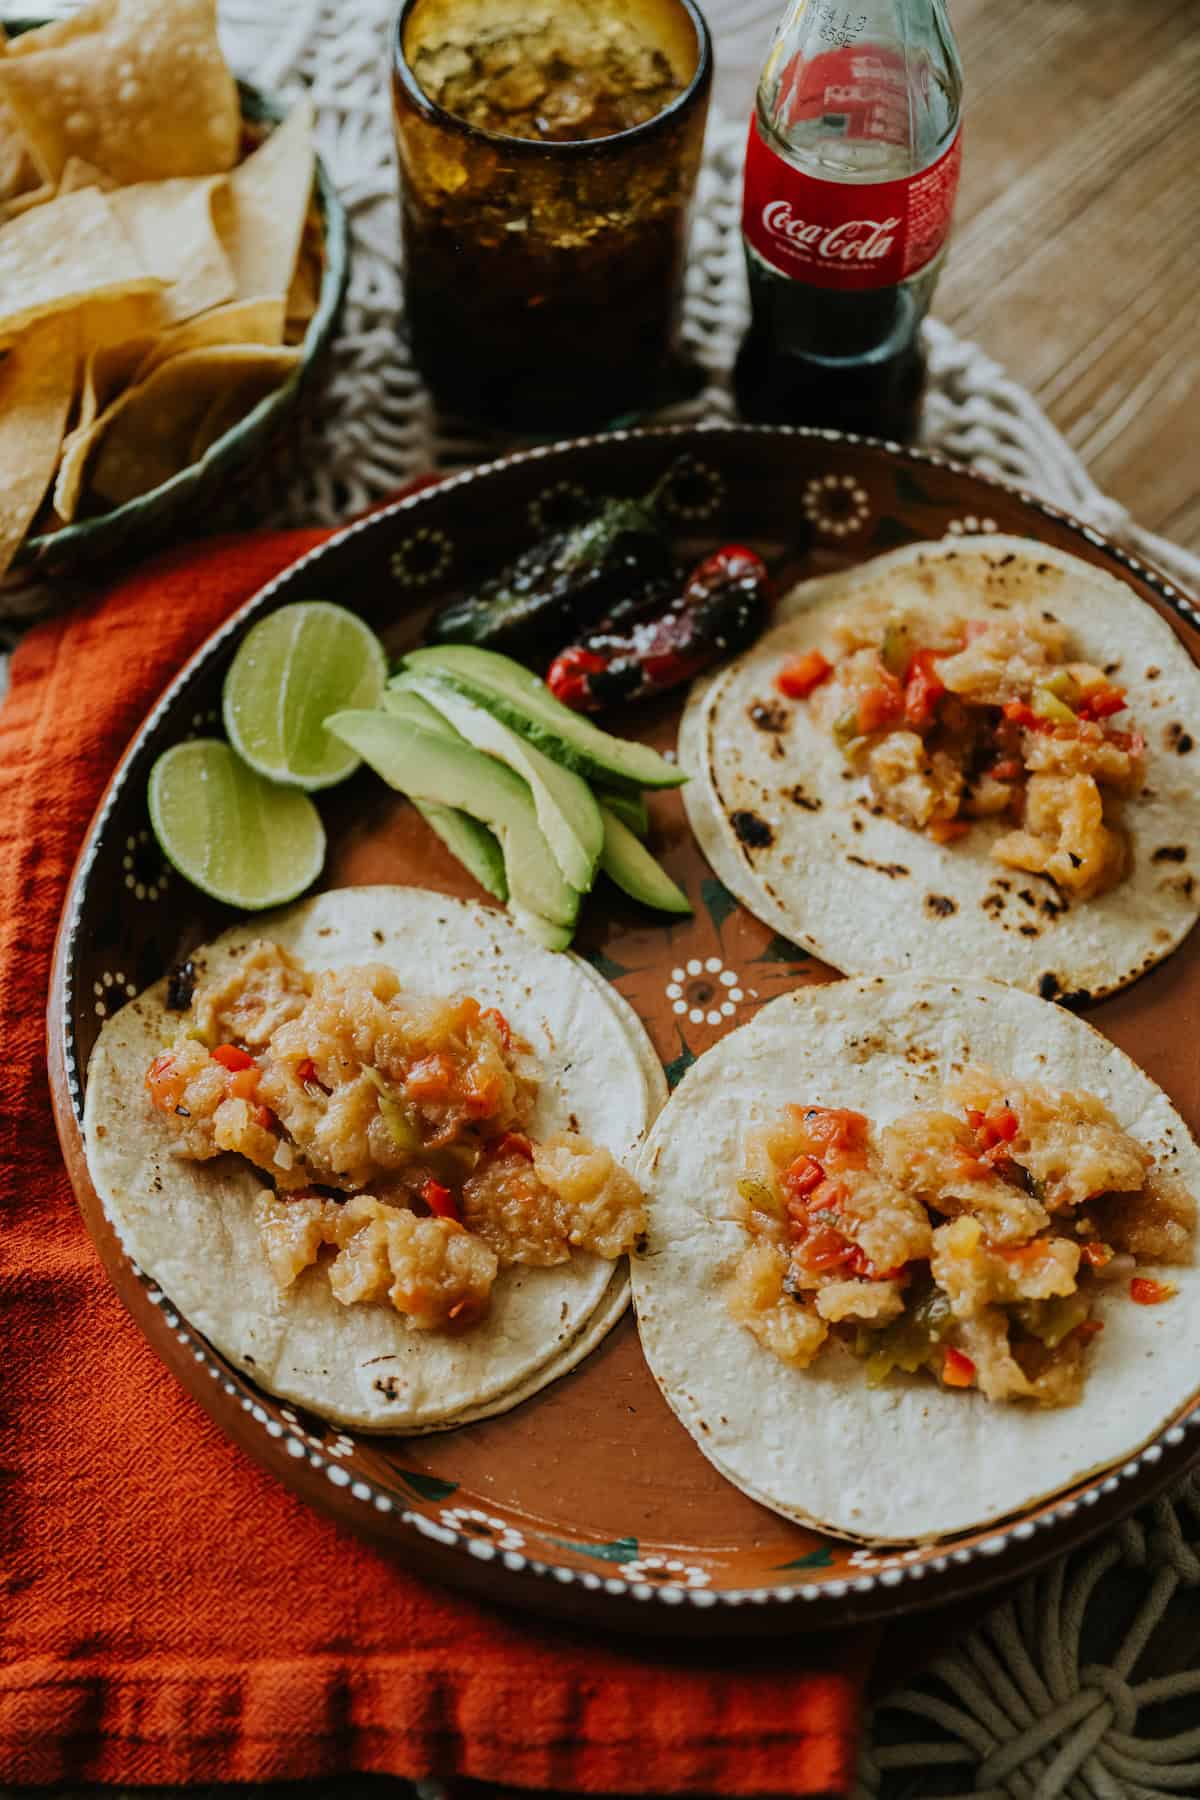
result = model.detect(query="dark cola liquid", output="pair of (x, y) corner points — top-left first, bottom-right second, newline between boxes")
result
(734, 249), (928, 441)
(402, 197), (695, 433)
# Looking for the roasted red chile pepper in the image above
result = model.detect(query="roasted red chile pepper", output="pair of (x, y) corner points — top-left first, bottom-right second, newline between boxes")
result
(546, 545), (772, 713)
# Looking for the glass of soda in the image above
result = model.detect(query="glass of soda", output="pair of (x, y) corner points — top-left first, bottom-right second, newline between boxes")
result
(391, 0), (712, 432)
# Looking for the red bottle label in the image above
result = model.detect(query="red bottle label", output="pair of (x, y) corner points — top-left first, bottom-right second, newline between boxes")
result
(742, 118), (962, 291)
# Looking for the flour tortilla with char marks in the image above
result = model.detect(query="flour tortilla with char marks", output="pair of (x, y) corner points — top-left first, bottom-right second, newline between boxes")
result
(682, 536), (1200, 1000)
(631, 975), (1200, 1542)
(84, 887), (664, 1432)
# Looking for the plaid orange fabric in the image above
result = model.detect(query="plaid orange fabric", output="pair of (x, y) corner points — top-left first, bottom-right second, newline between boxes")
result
(0, 523), (876, 1792)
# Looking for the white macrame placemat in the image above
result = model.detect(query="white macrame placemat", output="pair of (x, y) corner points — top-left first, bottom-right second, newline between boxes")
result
(5, 5), (1200, 1794)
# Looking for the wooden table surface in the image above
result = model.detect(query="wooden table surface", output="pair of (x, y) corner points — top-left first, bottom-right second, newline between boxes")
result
(707, 0), (1200, 554)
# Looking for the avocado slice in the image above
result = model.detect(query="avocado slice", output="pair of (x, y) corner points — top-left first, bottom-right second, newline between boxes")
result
(326, 709), (580, 931)
(392, 672), (602, 893)
(399, 645), (686, 792)
(378, 690), (508, 901)
(508, 904), (575, 952)
(598, 804), (692, 915)
(596, 787), (649, 839)
(415, 801), (509, 902)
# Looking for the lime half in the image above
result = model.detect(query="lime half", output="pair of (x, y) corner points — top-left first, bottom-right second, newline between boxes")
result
(223, 600), (387, 790)
(149, 739), (326, 909)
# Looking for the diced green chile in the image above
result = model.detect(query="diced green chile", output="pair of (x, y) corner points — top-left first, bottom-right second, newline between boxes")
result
(858, 1287), (956, 1387)
(1012, 1290), (1090, 1347)
(363, 1067), (423, 1151)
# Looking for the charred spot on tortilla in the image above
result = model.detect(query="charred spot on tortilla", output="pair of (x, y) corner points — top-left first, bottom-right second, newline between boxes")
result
(847, 854), (909, 878)
(784, 784), (822, 811)
(165, 959), (198, 1011)
(1167, 723), (1194, 754)
(851, 816), (864, 833)
(1153, 846), (1188, 863)
(373, 929), (385, 943)
(374, 1375), (402, 1401)
(749, 699), (790, 734)
(924, 894), (957, 918)
(731, 809), (774, 849)
(1038, 972), (1061, 999)
(1019, 923), (1040, 937)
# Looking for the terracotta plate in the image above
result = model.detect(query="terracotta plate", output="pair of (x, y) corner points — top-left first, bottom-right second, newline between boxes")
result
(48, 425), (1200, 1636)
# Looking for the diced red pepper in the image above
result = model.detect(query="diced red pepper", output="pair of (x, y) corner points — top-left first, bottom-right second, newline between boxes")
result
(495, 1131), (533, 1161)
(297, 1057), (318, 1086)
(211, 1043), (254, 1071)
(842, 1245), (907, 1282)
(253, 1104), (274, 1131)
(857, 675), (904, 734)
(968, 1106), (1019, 1150)
(903, 649), (947, 729)
(421, 1178), (460, 1222)
(1075, 1318), (1105, 1343)
(790, 1106), (870, 1170)
(463, 1070), (502, 1118)
(998, 1241), (1047, 1268)
(405, 1053), (457, 1101)
(1081, 1240), (1113, 1269)
(228, 1066), (261, 1101)
(1003, 700), (1040, 730)
(776, 649), (833, 699)
(797, 1226), (855, 1273)
(1107, 728), (1146, 756)
(1077, 686), (1126, 721)
(988, 759), (1022, 782)
(146, 1053), (183, 1112)
(783, 1154), (825, 1198)
(481, 1007), (512, 1050)
(943, 1346), (976, 1387)
(1130, 1277), (1176, 1305)
(928, 818), (971, 843)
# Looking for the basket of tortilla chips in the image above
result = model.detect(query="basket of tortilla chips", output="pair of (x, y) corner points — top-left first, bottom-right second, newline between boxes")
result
(0, 0), (347, 584)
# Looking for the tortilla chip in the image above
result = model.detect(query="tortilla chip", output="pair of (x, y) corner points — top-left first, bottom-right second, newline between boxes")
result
(4, 2), (120, 57)
(0, 315), (77, 577)
(56, 297), (287, 515)
(76, 344), (301, 509)
(129, 297), (287, 385)
(0, 188), (158, 338)
(285, 242), (321, 334)
(217, 98), (315, 304)
(0, 25), (42, 210)
(54, 334), (156, 522)
(58, 156), (118, 195)
(0, 0), (239, 186)
(108, 177), (235, 325)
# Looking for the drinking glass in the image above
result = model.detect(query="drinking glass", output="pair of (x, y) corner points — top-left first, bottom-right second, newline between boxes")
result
(391, 0), (713, 432)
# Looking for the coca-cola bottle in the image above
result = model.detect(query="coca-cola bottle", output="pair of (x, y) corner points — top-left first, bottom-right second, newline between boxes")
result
(734, 0), (963, 440)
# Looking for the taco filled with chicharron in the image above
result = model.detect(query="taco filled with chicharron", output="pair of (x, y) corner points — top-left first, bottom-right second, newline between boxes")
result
(631, 975), (1200, 1542)
(681, 536), (1200, 1000)
(84, 887), (665, 1431)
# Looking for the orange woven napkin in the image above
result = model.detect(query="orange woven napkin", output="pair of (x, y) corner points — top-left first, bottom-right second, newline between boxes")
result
(0, 522), (878, 1793)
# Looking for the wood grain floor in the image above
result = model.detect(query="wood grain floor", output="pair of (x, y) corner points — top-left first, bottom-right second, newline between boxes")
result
(707, 0), (1200, 552)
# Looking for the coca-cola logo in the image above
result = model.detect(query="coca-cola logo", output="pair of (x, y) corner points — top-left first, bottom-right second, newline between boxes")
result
(761, 199), (900, 264)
